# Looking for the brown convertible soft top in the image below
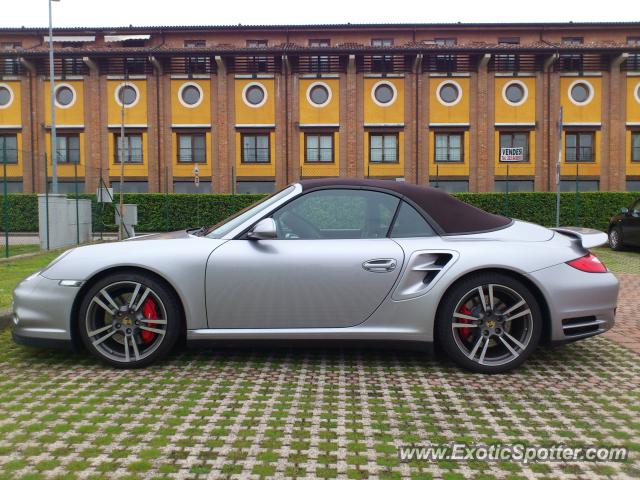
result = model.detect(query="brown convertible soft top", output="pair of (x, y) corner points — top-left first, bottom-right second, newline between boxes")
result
(300, 178), (512, 235)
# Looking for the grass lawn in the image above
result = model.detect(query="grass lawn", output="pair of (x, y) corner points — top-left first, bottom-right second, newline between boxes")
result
(0, 250), (62, 310)
(0, 244), (41, 259)
(592, 246), (640, 275)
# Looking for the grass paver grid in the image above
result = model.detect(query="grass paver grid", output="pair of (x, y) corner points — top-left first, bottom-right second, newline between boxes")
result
(0, 329), (638, 479)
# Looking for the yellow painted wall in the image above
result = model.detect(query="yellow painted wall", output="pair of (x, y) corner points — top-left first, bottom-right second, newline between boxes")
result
(364, 131), (404, 177)
(428, 130), (470, 176)
(0, 81), (22, 126)
(107, 132), (149, 177)
(560, 130), (601, 176)
(429, 78), (470, 124)
(299, 132), (339, 177)
(44, 80), (84, 126)
(234, 79), (275, 125)
(560, 77), (602, 124)
(363, 78), (404, 124)
(627, 78), (640, 124)
(235, 131), (276, 177)
(45, 132), (86, 177)
(172, 131), (212, 177)
(493, 131), (535, 176)
(299, 79), (340, 125)
(170, 80), (211, 125)
(494, 77), (536, 124)
(626, 130), (640, 176)
(3, 132), (22, 177)
(107, 80), (148, 125)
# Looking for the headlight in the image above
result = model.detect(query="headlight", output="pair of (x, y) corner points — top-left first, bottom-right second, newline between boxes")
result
(41, 249), (74, 274)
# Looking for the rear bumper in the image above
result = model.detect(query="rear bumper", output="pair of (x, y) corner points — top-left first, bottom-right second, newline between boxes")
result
(527, 263), (618, 343)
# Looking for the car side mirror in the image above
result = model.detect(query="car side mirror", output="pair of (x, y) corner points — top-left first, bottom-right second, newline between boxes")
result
(621, 207), (629, 215)
(247, 218), (277, 240)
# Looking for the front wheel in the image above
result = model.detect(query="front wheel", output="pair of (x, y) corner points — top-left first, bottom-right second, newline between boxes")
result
(436, 273), (542, 374)
(78, 272), (181, 368)
(608, 226), (624, 251)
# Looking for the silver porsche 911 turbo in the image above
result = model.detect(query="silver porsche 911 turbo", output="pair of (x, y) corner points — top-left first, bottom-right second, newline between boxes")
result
(12, 179), (618, 373)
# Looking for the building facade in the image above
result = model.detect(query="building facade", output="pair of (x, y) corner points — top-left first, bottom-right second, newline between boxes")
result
(0, 22), (639, 194)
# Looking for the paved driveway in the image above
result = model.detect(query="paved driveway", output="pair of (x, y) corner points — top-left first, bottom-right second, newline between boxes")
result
(0, 279), (638, 479)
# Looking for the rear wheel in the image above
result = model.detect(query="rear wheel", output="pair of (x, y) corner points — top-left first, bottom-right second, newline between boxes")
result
(78, 272), (181, 368)
(609, 226), (624, 251)
(436, 273), (542, 373)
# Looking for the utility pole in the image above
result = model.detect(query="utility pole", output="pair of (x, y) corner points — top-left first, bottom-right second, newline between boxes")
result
(48, 0), (60, 194)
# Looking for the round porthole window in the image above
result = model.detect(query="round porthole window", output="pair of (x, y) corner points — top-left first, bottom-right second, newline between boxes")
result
(54, 85), (75, 108)
(503, 81), (527, 106)
(437, 81), (462, 106)
(115, 84), (139, 107)
(373, 83), (395, 105)
(569, 81), (593, 105)
(307, 83), (331, 106)
(0, 84), (12, 109)
(243, 83), (267, 107)
(179, 83), (203, 108)
(635, 83), (640, 104)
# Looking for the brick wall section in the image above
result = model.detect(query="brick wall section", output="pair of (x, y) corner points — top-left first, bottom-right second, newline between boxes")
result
(19, 74), (34, 192)
(608, 57), (627, 191)
(601, 70), (611, 190)
(534, 72), (545, 191)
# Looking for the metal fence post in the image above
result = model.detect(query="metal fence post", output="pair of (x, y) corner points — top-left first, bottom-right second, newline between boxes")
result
(44, 153), (50, 251)
(74, 160), (80, 244)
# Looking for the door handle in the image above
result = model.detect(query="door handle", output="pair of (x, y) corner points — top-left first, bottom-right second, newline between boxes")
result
(362, 258), (397, 273)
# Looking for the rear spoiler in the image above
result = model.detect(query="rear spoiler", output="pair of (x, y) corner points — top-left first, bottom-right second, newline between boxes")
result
(550, 227), (608, 249)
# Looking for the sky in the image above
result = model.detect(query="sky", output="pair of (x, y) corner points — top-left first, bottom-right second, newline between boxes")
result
(0, 0), (636, 28)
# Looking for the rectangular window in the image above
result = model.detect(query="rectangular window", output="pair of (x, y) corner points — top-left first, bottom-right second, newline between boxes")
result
(369, 133), (398, 164)
(0, 134), (18, 164)
(371, 38), (394, 71)
(309, 39), (330, 72)
(561, 37), (583, 70)
(497, 37), (519, 70)
(178, 133), (206, 163)
(246, 40), (268, 73)
(434, 133), (464, 162)
(241, 134), (270, 163)
(184, 40), (206, 48)
(632, 133), (640, 162)
(628, 37), (640, 70)
(434, 38), (457, 72)
(184, 40), (208, 73)
(565, 132), (594, 162)
(114, 134), (143, 163)
(55, 134), (80, 164)
(499, 132), (530, 162)
(305, 133), (334, 163)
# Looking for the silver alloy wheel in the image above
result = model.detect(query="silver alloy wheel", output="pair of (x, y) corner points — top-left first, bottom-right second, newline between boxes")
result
(85, 281), (168, 363)
(609, 229), (619, 249)
(451, 283), (534, 367)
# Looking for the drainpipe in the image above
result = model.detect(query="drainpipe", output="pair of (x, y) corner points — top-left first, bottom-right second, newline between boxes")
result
(20, 58), (37, 192)
(149, 55), (163, 192)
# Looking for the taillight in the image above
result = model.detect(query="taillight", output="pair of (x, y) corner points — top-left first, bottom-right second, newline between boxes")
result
(566, 253), (607, 273)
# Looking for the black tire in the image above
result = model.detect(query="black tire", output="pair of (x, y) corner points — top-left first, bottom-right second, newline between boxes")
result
(78, 271), (182, 368)
(436, 272), (542, 374)
(608, 226), (624, 251)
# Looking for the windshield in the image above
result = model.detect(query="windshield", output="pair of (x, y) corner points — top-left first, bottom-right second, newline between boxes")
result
(205, 185), (296, 239)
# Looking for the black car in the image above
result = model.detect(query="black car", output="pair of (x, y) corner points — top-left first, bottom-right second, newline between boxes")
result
(608, 200), (640, 250)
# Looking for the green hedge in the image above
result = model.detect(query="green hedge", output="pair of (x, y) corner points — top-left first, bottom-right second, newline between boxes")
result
(0, 191), (637, 233)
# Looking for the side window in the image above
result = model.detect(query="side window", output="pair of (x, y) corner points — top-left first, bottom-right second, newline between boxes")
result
(272, 189), (399, 239)
(390, 201), (436, 238)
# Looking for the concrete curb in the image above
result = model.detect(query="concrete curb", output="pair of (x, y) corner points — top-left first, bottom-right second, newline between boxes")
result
(0, 309), (12, 330)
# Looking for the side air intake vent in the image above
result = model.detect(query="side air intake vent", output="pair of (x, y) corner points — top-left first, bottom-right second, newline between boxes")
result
(562, 316), (604, 338)
(392, 250), (458, 301)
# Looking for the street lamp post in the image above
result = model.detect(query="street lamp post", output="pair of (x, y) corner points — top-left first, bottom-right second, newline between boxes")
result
(48, 0), (60, 194)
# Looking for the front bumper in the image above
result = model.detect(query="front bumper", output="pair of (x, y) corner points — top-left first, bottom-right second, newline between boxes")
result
(527, 263), (619, 343)
(11, 273), (80, 344)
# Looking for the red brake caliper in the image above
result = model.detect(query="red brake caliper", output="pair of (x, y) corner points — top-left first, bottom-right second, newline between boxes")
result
(457, 304), (473, 339)
(140, 298), (158, 343)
